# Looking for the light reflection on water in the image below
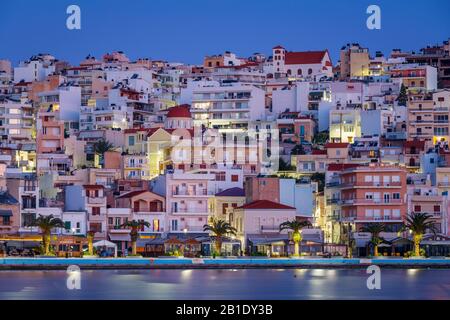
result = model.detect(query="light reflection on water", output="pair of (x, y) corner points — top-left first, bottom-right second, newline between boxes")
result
(0, 268), (448, 300)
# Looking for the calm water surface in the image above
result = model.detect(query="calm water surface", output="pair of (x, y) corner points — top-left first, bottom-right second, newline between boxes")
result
(0, 269), (449, 300)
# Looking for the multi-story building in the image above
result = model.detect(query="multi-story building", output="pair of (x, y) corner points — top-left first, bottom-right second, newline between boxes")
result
(326, 164), (407, 254)
(190, 83), (265, 132)
(208, 187), (245, 222)
(339, 43), (370, 80)
(407, 176), (447, 235)
(329, 108), (362, 143)
(390, 64), (438, 93)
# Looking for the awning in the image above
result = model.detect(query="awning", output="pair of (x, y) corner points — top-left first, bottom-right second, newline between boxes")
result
(355, 239), (369, 247)
(0, 210), (13, 217)
(109, 234), (131, 242)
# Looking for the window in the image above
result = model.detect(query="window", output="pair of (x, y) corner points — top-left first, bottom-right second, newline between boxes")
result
(171, 220), (178, 231)
(392, 209), (401, 218)
(64, 221), (71, 230)
(434, 205), (441, 213)
(365, 192), (373, 199)
(222, 203), (228, 215)
(336, 150), (341, 156)
(231, 174), (239, 182)
(414, 205), (421, 212)
(92, 207), (101, 215)
(308, 68), (313, 75)
(364, 175), (373, 182)
(128, 136), (135, 146)
(153, 219), (160, 232)
(393, 193), (400, 200)
(90, 223), (102, 233)
(365, 209), (373, 217)
(392, 176), (400, 183)
(2, 216), (10, 225)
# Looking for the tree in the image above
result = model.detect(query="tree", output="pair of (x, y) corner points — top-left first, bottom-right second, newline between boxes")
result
(313, 130), (329, 145)
(404, 212), (438, 257)
(360, 223), (386, 257)
(397, 83), (408, 106)
(278, 157), (296, 171)
(203, 219), (237, 255)
(279, 219), (312, 257)
(93, 139), (115, 166)
(94, 139), (114, 155)
(120, 220), (150, 255)
(28, 214), (66, 255)
(291, 144), (305, 155)
(86, 230), (96, 256)
(310, 172), (325, 192)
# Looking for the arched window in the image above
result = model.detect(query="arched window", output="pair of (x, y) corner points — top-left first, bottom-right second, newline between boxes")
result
(308, 68), (313, 75)
(287, 69), (292, 75)
(297, 69), (302, 75)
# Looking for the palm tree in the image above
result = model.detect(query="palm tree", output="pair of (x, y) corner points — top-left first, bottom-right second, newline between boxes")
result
(360, 223), (386, 257)
(86, 230), (96, 256)
(93, 139), (114, 166)
(28, 214), (66, 255)
(279, 219), (312, 257)
(120, 220), (150, 255)
(203, 219), (237, 255)
(404, 212), (438, 257)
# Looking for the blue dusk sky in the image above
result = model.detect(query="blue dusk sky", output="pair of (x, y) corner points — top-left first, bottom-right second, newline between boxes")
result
(0, 0), (449, 65)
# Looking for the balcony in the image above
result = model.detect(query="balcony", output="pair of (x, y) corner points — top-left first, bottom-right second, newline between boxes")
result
(176, 225), (205, 232)
(107, 208), (131, 216)
(172, 208), (209, 215)
(342, 216), (403, 223)
(340, 198), (402, 205)
(172, 189), (213, 197)
(260, 225), (280, 233)
(133, 210), (165, 215)
(87, 197), (105, 205)
(326, 198), (341, 205)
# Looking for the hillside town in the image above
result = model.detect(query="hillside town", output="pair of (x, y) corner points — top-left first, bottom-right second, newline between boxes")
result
(1, 39), (450, 259)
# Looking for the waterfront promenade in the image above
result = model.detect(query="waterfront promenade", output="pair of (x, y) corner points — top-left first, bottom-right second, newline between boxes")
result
(1, 257), (450, 269)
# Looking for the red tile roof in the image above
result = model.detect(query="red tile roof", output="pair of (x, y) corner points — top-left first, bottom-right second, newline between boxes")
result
(311, 149), (327, 155)
(324, 143), (349, 148)
(83, 184), (104, 190)
(285, 51), (327, 65)
(327, 163), (360, 171)
(116, 190), (148, 199)
(404, 140), (425, 149)
(166, 104), (191, 118)
(237, 200), (295, 210)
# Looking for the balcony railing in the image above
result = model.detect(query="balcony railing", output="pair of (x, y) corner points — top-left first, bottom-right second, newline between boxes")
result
(88, 197), (105, 204)
(172, 189), (212, 196)
(260, 225), (279, 232)
(340, 198), (402, 205)
(172, 208), (209, 214)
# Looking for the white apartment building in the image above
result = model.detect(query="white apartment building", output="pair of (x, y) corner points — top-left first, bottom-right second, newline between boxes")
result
(189, 82), (266, 132)
(329, 108), (362, 143)
(163, 167), (244, 233)
(0, 97), (34, 143)
(14, 55), (56, 83)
